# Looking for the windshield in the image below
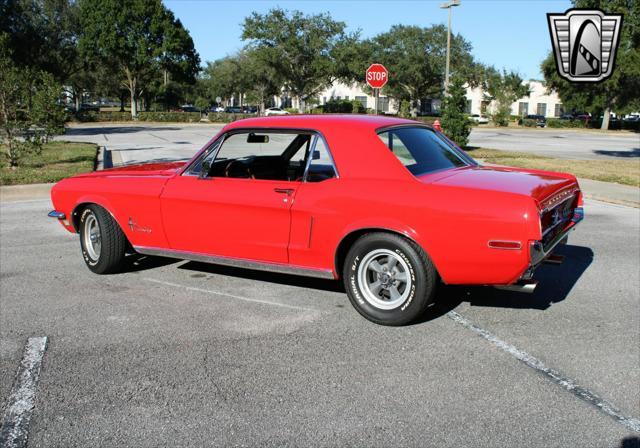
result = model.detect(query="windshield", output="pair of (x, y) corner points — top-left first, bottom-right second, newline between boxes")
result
(378, 126), (471, 176)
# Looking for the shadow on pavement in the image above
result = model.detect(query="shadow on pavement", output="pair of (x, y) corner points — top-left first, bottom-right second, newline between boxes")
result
(125, 244), (593, 321)
(593, 148), (640, 158)
(620, 437), (640, 448)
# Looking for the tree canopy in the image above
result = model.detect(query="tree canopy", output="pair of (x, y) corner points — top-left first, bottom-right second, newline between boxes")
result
(242, 8), (349, 111)
(78, 0), (200, 117)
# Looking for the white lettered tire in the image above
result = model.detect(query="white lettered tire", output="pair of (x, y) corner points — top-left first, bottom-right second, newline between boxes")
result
(343, 233), (437, 325)
(79, 205), (127, 274)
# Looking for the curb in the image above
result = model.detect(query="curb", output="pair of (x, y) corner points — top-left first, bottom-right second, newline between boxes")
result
(0, 183), (53, 202)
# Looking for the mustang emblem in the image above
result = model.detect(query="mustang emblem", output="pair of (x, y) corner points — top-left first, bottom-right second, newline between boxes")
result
(128, 217), (152, 234)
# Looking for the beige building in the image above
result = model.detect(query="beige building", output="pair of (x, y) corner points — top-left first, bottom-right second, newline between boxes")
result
(280, 80), (563, 118)
(465, 80), (563, 118)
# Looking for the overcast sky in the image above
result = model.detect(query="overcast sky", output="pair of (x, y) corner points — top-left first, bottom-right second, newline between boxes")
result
(164, 0), (572, 80)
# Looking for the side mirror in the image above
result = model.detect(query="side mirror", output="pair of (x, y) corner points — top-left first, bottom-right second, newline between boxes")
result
(312, 150), (321, 160)
(199, 160), (212, 179)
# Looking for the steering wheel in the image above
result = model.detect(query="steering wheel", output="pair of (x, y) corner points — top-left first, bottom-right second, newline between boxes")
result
(224, 160), (254, 179)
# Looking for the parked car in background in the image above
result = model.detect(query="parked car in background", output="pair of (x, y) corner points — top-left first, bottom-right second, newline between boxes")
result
(224, 106), (243, 114)
(179, 105), (200, 113)
(524, 114), (547, 127)
(242, 106), (258, 114)
(623, 114), (640, 122)
(469, 114), (489, 124)
(49, 115), (583, 326)
(265, 107), (290, 116)
(210, 106), (225, 113)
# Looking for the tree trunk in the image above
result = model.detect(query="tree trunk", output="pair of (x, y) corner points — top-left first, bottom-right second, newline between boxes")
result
(74, 92), (80, 112)
(125, 68), (137, 118)
(601, 106), (611, 130)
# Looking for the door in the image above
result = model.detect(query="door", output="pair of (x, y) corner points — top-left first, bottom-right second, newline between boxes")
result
(160, 130), (311, 264)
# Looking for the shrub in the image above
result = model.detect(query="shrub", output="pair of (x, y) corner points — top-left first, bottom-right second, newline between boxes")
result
(546, 118), (588, 128)
(398, 100), (411, 118)
(440, 77), (471, 147)
(137, 112), (202, 122)
(322, 99), (354, 113)
(206, 113), (255, 123)
(520, 119), (539, 127)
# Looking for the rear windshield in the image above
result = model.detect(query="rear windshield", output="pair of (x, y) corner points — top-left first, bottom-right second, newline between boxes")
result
(378, 126), (469, 176)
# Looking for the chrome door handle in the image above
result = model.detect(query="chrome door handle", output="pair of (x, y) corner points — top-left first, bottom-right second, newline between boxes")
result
(274, 188), (294, 195)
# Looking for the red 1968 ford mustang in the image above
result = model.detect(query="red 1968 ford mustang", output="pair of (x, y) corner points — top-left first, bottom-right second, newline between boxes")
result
(49, 115), (583, 325)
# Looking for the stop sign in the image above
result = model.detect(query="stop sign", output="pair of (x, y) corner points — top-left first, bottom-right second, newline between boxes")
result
(366, 64), (388, 89)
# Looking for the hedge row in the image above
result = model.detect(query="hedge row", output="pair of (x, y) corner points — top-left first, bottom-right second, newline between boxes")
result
(545, 118), (588, 128)
(72, 111), (256, 123)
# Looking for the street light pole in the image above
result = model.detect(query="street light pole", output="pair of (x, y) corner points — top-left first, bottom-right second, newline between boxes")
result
(440, 0), (460, 96)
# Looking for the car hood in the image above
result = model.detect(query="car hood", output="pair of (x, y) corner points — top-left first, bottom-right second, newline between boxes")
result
(422, 165), (579, 206)
(74, 161), (187, 178)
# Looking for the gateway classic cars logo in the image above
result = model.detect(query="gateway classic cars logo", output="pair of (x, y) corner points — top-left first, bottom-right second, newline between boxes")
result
(547, 8), (623, 82)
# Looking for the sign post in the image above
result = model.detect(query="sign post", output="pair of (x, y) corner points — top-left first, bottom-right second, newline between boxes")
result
(366, 64), (388, 115)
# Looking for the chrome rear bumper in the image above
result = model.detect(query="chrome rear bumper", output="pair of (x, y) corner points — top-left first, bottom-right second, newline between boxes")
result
(497, 207), (584, 293)
(530, 206), (583, 268)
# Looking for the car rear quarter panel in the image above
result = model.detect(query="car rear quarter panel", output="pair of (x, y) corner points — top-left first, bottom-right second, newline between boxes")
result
(290, 177), (539, 285)
(51, 175), (171, 248)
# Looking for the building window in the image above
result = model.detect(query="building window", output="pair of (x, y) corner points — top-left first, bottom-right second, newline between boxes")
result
(379, 96), (389, 112)
(480, 101), (490, 114)
(335, 96), (341, 101)
(465, 99), (472, 114)
(344, 95), (349, 101)
(355, 96), (367, 109)
(322, 97), (327, 105)
(537, 103), (547, 116)
(518, 102), (528, 116)
(554, 104), (564, 117)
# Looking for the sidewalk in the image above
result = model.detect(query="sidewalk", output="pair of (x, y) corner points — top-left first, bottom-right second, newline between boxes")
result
(1, 178), (638, 207)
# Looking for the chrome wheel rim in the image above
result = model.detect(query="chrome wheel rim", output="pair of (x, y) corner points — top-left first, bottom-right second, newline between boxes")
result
(357, 249), (412, 310)
(83, 214), (101, 261)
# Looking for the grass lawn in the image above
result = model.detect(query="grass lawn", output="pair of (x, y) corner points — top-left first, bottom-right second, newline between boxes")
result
(465, 147), (640, 187)
(1, 141), (97, 186)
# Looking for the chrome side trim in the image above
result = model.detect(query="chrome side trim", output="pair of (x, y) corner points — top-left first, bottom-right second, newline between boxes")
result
(134, 246), (336, 280)
(48, 210), (66, 219)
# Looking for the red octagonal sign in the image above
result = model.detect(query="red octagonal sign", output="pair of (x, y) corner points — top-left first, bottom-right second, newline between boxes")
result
(366, 63), (388, 89)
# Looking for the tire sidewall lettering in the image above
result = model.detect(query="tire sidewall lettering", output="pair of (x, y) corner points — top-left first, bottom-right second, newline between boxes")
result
(80, 208), (100, 266)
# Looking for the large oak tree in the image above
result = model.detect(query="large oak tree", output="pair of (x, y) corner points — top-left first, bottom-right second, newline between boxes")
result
(78, 0), (199, 117)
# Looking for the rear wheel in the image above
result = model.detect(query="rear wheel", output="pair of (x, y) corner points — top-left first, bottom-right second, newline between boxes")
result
(79, 205), (127, 274)
(343, 232), (437, 326)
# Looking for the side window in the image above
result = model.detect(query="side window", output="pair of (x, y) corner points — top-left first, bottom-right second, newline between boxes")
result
(189, 131), (312, 181)
(305, 137), (337, 182)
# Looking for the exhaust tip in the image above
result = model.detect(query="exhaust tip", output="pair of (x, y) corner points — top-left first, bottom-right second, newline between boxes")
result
(495, 280), (538, 294)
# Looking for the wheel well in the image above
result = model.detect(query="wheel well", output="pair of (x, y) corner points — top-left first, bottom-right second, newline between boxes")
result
(71, 203), (93, 232)
(334, 228), (420, 278)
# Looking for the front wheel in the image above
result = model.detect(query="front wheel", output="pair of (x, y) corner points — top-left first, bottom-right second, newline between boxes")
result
(79, 205), (127, 274)
(343, 233), (438, 326)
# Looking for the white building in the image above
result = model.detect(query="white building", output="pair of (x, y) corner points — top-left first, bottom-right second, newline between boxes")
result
(465, 80), (564, 118)
(277, 80), (563, 118)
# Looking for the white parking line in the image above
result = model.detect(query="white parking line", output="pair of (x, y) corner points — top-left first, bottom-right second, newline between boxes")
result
(0, 337), (48, 448)
(447, 311), (640, 433)
(143, 277), (318, 312)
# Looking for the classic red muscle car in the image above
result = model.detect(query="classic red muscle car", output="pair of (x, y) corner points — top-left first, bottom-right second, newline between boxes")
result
(49, 115), (583, 325)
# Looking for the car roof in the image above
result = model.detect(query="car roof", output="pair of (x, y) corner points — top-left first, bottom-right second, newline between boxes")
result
(223, 114), (421, 133)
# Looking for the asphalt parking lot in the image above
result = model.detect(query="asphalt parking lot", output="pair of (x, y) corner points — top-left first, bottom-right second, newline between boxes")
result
(1, 198), (638, 447)
(57, 123), (640, 165)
